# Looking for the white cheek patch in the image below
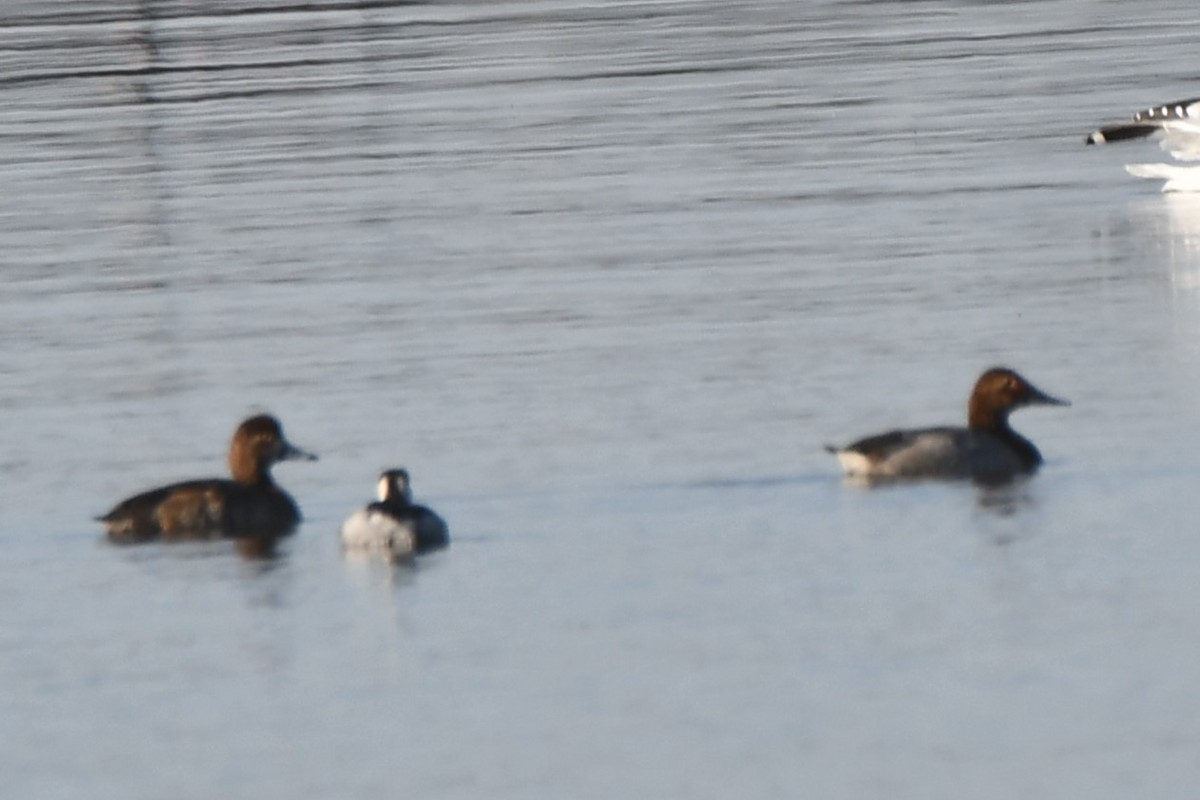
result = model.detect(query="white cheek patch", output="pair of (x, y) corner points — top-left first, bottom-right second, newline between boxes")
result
(836, 450), (874, 476)
(377, 475), (391, 502)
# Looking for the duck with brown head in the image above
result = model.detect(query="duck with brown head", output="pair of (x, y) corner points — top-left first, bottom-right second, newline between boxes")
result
(99, 415), (317, 544)
(825, 367), (1069, 485)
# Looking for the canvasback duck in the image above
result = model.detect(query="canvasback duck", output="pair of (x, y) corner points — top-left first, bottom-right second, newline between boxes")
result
(340, 469), (449, 560)
(826, 367), (1068, 484)
(99, 414), (317, 543)
(1086, 98), (1200, 191)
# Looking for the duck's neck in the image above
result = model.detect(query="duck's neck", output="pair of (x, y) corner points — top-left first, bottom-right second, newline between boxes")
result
(969, 407), (1042, 469)
(230, 453), (275, 486)
(382, 493), (412, 510)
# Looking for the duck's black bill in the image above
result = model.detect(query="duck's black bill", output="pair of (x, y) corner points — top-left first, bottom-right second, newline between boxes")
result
(1030, 387), (1070, 407)
(281, 442), (319, 461)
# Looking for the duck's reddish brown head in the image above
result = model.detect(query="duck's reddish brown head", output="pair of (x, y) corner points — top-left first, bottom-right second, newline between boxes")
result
(967, 368), (1069, 431)
(228, 415), (317, 484)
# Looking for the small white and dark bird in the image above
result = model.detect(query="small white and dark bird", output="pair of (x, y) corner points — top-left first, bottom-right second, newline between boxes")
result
(340, 469), (449, 560)
(1086, 98), (1200, 191)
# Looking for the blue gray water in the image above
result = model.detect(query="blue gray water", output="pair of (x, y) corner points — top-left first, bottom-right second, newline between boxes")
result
(3, 1), (1200, 796)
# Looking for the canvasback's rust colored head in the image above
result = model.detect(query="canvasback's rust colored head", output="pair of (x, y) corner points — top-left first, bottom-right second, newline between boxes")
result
(228, 414), (317, 485)
(967, 367), (1069, 431)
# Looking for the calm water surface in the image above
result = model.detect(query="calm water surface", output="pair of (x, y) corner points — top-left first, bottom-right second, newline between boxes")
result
(3, 1), (1200, 797)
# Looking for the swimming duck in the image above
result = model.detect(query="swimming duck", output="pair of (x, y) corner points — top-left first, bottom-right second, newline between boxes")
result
(99, 414), (317, 543)
(340, 469), (449, 560)
(1086, 98), (1200, 191)
(826, 367), (1068, 484)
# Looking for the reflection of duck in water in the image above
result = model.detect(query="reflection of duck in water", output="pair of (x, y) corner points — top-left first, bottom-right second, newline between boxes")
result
(1086, 98), (1200, 191)
(826, 368), (1069, 485)
(99, 415), (317, 544)
(340, 469), (449, 561)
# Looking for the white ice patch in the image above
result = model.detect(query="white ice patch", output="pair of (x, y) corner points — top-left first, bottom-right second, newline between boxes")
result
(1126, 163), (1200, 193)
